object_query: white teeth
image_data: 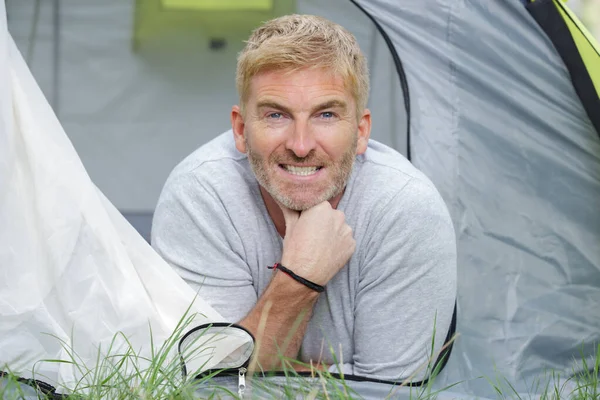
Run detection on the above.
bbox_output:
[283,165,319,176]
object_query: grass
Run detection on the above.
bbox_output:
[0,306,244,399]
[0,310,598,399]
[480,344,600,400]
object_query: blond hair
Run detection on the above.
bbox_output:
[236,14,370,116]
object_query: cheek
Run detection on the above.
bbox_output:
[246,132,281,158]
[248,121,291,149]
[316,124,358,157]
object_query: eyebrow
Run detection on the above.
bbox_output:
[311,100,348,114]
[255,99,349,115]
[256,101,293,116]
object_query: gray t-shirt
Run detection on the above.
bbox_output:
[151,131,457,381]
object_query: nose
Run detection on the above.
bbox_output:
[285,119,316,158]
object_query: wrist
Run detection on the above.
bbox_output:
[279,257,321,284]
[268,263,325,293]
[268,270,322,300]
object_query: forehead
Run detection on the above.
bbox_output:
[248,67,352,104]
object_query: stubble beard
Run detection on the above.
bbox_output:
[246,137,357,211]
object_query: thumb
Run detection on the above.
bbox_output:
[279,204,300,233]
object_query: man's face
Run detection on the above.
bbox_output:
[232,67,371,211]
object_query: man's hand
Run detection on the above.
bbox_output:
[239,201,355,371]
[280,201,356,286]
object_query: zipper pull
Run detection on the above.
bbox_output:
[238,367,247,398]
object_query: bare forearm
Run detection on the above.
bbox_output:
[239,272,320,371]
[239,201,354,371]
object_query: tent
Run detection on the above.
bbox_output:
[2,0,600,398]
[0,0,255,395]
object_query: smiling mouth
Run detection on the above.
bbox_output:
[280,164,323,176]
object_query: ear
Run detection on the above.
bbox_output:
[231,105,247,153]
[355,109,372,155]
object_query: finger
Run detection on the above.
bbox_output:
[279,204,300,231]
[333,209,347,228]
[343,224,353,238]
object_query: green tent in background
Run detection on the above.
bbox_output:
[528,0,600,133]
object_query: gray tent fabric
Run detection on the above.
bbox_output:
[351,0,600,397]
[184,3,600,397]
[3,0,600,398]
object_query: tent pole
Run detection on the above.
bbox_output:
[52,0,60,116]
[349,0,412,160]
[26,0,41,65]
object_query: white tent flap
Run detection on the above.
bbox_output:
[0,6,251,390]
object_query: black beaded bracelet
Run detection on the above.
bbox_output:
[267,263,325,293]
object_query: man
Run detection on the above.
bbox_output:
[152,14,457,382]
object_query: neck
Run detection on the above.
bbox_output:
[259,187,345,237]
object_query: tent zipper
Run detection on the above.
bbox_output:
[238,366,247,398]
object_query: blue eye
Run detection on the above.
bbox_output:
[321,112,334,119]
[267,112,283,119]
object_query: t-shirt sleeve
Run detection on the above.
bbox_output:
[151,170,257,323]
[351,178,457,382]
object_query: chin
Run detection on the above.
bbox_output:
[269,184,342,211]
[276,193,331,211]
[278,199,318,211]
[291,202,318,212]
